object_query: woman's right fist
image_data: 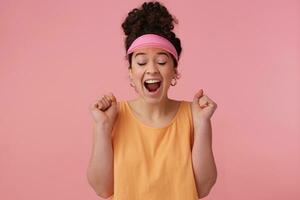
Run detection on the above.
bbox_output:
[89,92,119,130]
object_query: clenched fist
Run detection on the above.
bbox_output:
[89,92,119,131]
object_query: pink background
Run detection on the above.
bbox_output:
[1,0,299,199]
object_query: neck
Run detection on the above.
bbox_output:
[135,97,172,120]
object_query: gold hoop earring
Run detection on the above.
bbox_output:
[171,78,177,86]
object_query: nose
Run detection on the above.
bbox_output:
[145,62,159,74]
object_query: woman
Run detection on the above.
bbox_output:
[87,1,218,200]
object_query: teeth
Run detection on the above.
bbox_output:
[145,79,161,84]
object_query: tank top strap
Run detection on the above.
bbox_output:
[116,100,128,119]
[111,101,126,138]
[177,101,193,123]
[178,100,195,149]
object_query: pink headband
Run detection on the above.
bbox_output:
[126,34,179,62]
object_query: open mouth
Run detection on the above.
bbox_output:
[143,80,162,93]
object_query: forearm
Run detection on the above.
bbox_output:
[86,123,114,198]
[192,119,217,198]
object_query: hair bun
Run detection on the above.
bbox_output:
[122,1,178,37]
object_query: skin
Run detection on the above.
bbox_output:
[191,89,218,198]
[127,47,181,126]
[87,47,218,198]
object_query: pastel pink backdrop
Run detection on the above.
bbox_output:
[1,0,299,199]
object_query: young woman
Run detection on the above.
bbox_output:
[87,1,218,200]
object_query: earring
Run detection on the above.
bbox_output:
[130,82,135,88]
[130,81,139,93]
[171,78,177,86]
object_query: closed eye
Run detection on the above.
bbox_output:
[137,62,166,66]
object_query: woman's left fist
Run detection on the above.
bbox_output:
[191,89,217,123]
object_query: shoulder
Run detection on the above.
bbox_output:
[182,101,194,116]
[116,100,131,113]
[183,100,193,109]
[117,101,121,111]
[170,99,192,109]
[170,100,193,115]
[116,101,125,113]
[185,101,193,105]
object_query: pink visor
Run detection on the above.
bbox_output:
[126,34,179,62]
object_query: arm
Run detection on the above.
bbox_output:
[86,123,114,198]
[192,119,217,199]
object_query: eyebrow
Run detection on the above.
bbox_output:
[134,52,169,58]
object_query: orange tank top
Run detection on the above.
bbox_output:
[110,100,199,200]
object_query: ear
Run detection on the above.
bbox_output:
[174,68,178,76]
[129,68,133,79]
[173,68,181,79]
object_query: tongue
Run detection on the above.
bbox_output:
[146,83,160,92]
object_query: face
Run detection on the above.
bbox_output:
[129,47,178,103]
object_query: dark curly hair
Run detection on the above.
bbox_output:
[121,1,182,69]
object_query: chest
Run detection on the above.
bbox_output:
[137,114,176,128]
